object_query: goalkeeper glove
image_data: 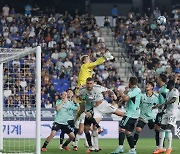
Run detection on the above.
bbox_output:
[103,51,114,61]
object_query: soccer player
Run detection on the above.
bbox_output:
[77,50,114,87]
[41,92,76,152]
[112,76,141,154]
[133,81,159,146]
[77,77,124,152]
[75,50,114,125]
[153,74,169,153]
[153,80,179,154]
[59,89,79,149]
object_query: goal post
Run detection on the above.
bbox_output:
[0,63,3,151]
[0,46,41,153]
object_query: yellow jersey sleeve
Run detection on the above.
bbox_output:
[85,57,105,68]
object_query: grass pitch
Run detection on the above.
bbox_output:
[2,138,180,153]
[43,138,180,154]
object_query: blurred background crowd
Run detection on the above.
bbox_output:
[1,2,179,108]
[114,6,180,90]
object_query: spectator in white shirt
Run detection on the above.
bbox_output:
[153,7,161,18]
[48,38,56,48]
[10,24,18,33]
[4,87,12,98]
[51,49,59,60]
[155,44,164,56]
[63,57,73,68]
[2,4,10,16]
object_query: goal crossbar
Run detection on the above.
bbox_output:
[0,47,36,63]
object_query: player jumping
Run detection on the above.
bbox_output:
[77,77,124,152]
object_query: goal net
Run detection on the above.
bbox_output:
[0,46,41,154]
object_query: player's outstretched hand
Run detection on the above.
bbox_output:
[103,50,114,61]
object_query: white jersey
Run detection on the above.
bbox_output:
[78,85,108,111]
[165,88,179,116]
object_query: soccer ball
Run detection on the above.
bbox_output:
[157,16,166,25]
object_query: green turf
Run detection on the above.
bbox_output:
[2,138,180,153]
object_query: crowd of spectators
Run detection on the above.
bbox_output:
[1,5,122,108]
[114,6,180,89]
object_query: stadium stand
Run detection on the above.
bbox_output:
[115,8,180,89]
[1,9,122,108]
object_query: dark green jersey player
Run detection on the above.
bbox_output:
[42,92,75,152]
[133,81,159,146]
[112,77,141,154]
[153,73,168,152]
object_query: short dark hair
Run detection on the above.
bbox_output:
[159,73,167,83]
[147,81,154,87]
[129,76,138,85]
[80,55,89,63]
[167,80,175,88]
[86,77,94,82]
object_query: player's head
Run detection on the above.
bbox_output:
[129,76,138,88]
[67,89,74,99]
[146,81,154,91]
[157,73,167,85]
[167,79,175,90]
[86,77,94,90]
[60,91,67,100]
[80,55,91,64]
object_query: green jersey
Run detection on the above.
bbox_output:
[126,87,141,118]
[68,101,79,121]
[140,93,159,122]
[54,99,77,125]
[158,85,169,112]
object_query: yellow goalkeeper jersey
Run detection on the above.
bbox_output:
[77,57,105,87]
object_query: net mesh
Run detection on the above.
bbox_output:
[1,48,37,153]
[0,48,35,63]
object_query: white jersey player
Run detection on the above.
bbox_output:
[154,80,179,154]
[75,77,124,152]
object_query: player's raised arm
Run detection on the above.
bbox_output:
[81,56,105,69]
[81,49,114,69]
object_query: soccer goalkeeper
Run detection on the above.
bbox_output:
[77,49,114,87]
[76,49,114,116]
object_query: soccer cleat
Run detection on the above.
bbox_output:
[86,146,95,153]
[95,148,102,152]
[59,144,63,150]
[153,148,165,154]
[62,145,70,151]
[127,148,137,154]
[41,148,47,152]
[111,146,124,153]
[166,148,172,154]
[73,146,78,151]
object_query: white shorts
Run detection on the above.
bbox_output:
[161,114,177,127]
[93,100,117,118]
[75,112,85,129]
